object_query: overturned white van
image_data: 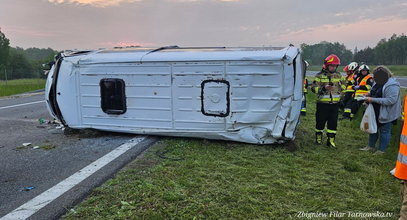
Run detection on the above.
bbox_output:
[45,46,305,144]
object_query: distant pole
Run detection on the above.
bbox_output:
[4,68,7,85]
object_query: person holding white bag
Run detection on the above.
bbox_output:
[360,66,401,153]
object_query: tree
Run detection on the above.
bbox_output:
[0,28,10,78]
[354,47,375,64]
[354,34,407,65]
[8,48,34,79]
[301,41,353,66]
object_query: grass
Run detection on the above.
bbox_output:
[63,91,406,219]
[0,78,46,97]
[308,65,407,76]
[39,144,57,150]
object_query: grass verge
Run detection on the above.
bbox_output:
[63,92,406,219]
[0,78,46,97]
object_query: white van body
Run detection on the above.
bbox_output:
[45,46,305,144]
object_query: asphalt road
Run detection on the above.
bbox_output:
[0,92,156,220]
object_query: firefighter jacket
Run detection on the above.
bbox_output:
[311,70,346,104]
[344,73,355,93]
[354,74,374,97]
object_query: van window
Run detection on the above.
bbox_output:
[201,79,230,117]
[100,78,127,114]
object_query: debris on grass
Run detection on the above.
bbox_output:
[39,144,56,150]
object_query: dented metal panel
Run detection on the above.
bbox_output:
[45,46,304,144]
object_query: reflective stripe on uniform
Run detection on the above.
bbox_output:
[319,98,341,102]
[315,129,324,132]
[401,134,407,146]
[327,129,337,134]
[344,108,351,113]
[398,152,407,165]
[355,90,370,96]
[315,78,330,83]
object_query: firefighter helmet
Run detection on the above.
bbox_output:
[359,64,370,72]
[324,54,341,65]
[323,54,340,69]
[348,62,358,71]
[343,65,349,72]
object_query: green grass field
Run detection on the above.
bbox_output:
[63,91,406,219]
[0,79,46,97]
[308,65,407,76]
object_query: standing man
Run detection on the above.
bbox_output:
[395,95,407,220]
[311,54,345,148]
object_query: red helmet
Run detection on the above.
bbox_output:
[324,54,341,66]
[343,65,349,72]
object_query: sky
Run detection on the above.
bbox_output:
[0,0,406,51]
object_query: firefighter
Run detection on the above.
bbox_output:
[395,95,407,219]
[301,78,309,116]
[311,54,346,148]
[342,62,358,119]
[351,64,374,117]
[301,60,310,116]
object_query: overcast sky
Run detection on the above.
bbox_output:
[0,0,406,51]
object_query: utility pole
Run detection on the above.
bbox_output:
[4,68,7,85]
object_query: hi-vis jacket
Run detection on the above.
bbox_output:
[395,95,407,180]
[354,74,374,97]
[344,73,355,93]
[311,70,346,103]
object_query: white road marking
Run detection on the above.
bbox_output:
[0,100,45,110]
[0,136,146,220]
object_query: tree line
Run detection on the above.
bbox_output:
[0,28,57,80]
[0,27,406,80]
[301,34,407,66]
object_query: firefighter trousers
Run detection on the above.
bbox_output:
[342,92,354,116]
[316,103,339,133]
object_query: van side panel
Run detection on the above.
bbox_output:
[172,62,226,131]
[45,46,303,144]
[79,63,173,129]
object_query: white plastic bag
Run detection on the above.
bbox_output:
[360,104,377,134]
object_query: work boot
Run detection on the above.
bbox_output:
[315,132,323,145]
[326,134,336,148]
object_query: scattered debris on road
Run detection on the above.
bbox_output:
[23,186,35,191]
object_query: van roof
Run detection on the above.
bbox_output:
[64,46,299,64]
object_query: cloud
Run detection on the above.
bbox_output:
[99,41,154,48]
[3,25,58,38]
[47,0,240,7]
[271,16,407,49]
[47,0,141,7]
